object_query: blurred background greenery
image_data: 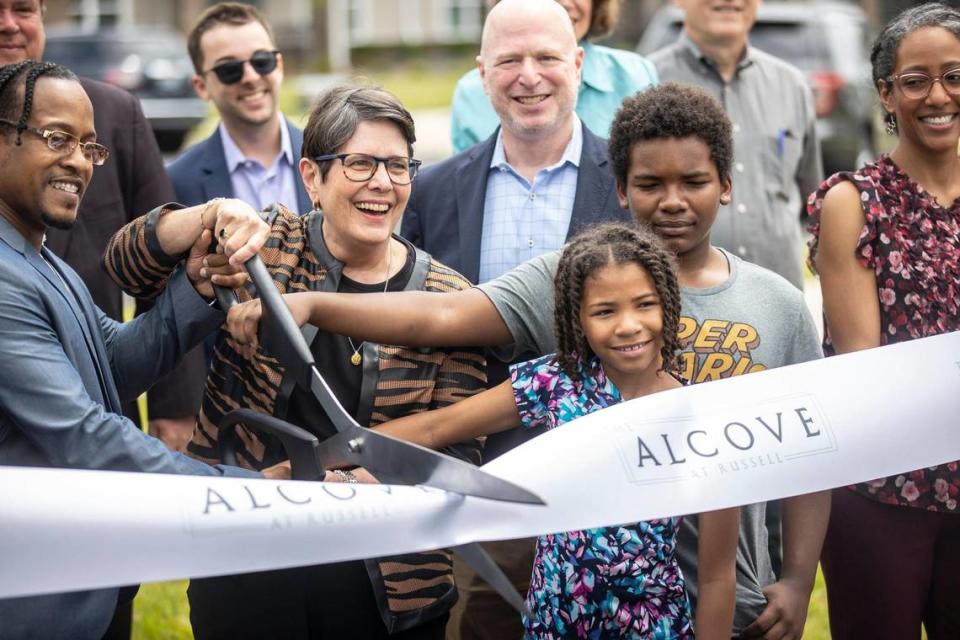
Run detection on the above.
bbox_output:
[134,569,834,639]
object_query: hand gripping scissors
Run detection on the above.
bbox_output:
[215,256,543,614]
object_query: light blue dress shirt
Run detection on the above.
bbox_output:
[451,40,658,153]
[478,116,583,283]
[219,115,300,211]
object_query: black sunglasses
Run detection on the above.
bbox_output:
[204,50,279,85]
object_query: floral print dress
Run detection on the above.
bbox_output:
[807,154,960,512]
[512,354,693,639]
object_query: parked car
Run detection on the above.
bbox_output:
[637,2,876,176]
[44,27,207,152]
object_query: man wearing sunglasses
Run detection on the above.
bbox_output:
[170,2,310,218]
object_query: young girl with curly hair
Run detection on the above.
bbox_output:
[376,222,738,639]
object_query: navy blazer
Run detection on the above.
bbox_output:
[167,118,312,214]
[401,122,630,283]
[0,216,254,639]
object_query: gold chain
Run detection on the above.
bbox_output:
[346,244,393,366]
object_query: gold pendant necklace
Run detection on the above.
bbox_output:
[349,348,363,366]
[346,245,393,366]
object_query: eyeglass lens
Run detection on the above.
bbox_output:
[212,50,278,85]
[897,68,960,99]
[341,154,417,184]
[45,130,109,165]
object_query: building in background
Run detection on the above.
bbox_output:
[40,1,902,74]
[42,0,487,71]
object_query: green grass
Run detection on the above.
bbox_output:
[132,581,191,639]
[351,64,472,111]
[805,569,831,640]
[133,570,835,639]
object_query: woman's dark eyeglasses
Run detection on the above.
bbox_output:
[888,66,960,100]
[204,50,280,86]
[313,153,422,185]
[0,119,110,165]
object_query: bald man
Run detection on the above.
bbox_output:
[398,2,630,637]
[401,0,629,288]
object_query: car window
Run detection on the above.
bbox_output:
[43,34,187,71]
[637,8,868,78]
[748,22,830,71]
[42,39,114,78]
[824,18,869,78]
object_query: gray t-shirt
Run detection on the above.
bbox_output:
[477,248,823,634]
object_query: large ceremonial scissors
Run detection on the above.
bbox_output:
[214,255,542,613]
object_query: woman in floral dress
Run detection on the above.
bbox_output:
[807,3,960,638]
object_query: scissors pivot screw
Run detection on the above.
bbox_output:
[346,438,364,454]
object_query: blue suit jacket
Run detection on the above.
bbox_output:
[0,216,253,639]
[401,122,631,284]
[167,118,312,214]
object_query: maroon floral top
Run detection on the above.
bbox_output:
[807,154,960,513]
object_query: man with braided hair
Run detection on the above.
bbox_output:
[1,6,202,635]
[0,7,189,640]
[0,60,280,640]
[0,0,206,459]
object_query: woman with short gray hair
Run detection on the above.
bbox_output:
[103,84,486,638]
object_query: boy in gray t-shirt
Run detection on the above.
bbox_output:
[480,85,827,638]
[227,84,828,639]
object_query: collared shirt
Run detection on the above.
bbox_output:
[219,115,299,211]
[649,33,823,289]
[477,116,583,283]
[450,41,658,153]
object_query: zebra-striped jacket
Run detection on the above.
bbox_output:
[104,203,487,632]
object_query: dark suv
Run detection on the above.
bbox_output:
[44,27,207,152]
[637,2,875,175]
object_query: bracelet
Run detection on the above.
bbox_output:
[200,197,226,233]
[331,469,359,484]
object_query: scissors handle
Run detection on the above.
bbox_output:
[212,257,314,384]
[219,408,324,481]
[244,258,316,369]
[213,284,239,312]
[208,232,241,312]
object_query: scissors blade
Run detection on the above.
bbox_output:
[244,255,544,504]
[316,423,545,505]
[451,543,531,617]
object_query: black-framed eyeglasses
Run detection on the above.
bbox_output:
[314,153,422,185]
[0,119,110,166]
[888,66,960,100]
[204,50,280,86]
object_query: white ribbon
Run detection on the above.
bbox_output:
[1,331,958,599]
